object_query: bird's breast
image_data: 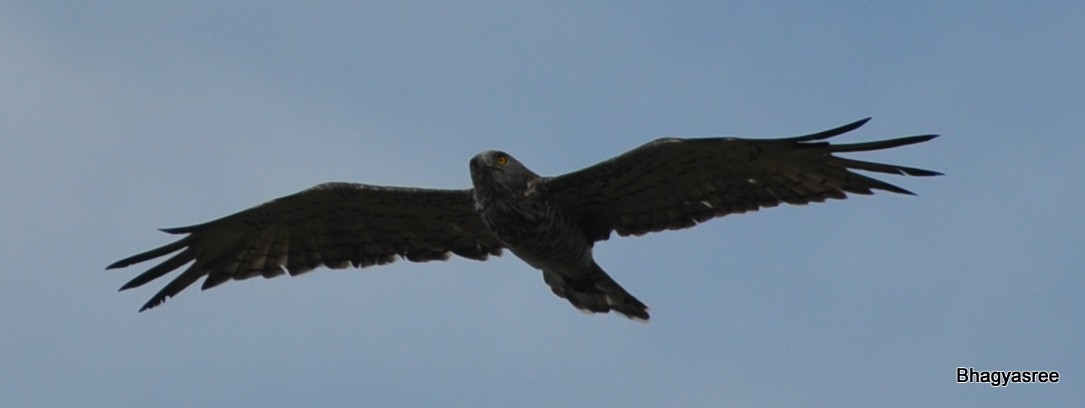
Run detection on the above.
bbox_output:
[477,196,593,270]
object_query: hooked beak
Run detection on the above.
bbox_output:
[470,156,498,172]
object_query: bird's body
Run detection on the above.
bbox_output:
[108,118,940,321]
[470,151,649,318]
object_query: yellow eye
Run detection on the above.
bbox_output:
[495,155,509,166]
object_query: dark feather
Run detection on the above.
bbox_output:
[109,183,502,311]
[543,118,940,241]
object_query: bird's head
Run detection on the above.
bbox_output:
[470,150,539,194]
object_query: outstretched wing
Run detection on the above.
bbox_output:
[544,118,941,242]
[108,182,502,311]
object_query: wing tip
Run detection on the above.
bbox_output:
[118,280,140,292]
[106,255,151,270]
[105,259,130,270]
[901,167,943,177]
[134,290,171,312]
[783,117,872,142]
[159,226,193,234]
[138,298,162,312]
[106,235,193,270]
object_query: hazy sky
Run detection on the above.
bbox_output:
[2,1,1082,407]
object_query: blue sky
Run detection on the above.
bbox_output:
[2,1,1082,407]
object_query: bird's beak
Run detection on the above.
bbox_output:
[469,157,491,179]
[470,157,482,169]
[470,157,496,171]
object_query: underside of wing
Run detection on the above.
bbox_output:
[107,183,502,311]
[544,118,941,241]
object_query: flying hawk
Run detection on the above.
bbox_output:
[108,118,939,321]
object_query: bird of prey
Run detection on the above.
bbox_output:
[108,118,939,321]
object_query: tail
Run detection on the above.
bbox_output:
[542,262,650,321]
